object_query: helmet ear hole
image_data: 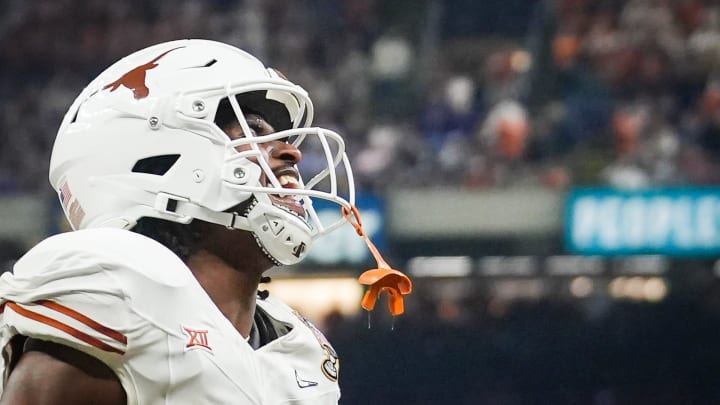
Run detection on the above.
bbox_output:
[131,154,181,176]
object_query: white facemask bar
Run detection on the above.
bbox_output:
[223,128,354,235]
[179,79,357,236]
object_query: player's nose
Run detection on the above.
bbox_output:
[268,141,302,165]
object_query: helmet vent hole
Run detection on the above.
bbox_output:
[204,59,217,67]
[132,154,181,175]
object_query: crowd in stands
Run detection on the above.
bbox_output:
[4,0,720,195]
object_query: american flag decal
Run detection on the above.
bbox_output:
[59,181,72,208]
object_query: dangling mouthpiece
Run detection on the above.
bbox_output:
[342,205,412,316]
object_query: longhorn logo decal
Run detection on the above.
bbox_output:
[103,46,184,99]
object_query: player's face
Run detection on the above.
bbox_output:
[224,114,305,218]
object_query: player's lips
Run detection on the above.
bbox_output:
[267,167,306,218]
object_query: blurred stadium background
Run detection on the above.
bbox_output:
[3,0,720,403]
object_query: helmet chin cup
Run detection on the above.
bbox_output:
[244,198,313,265]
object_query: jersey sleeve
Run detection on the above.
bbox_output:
[0,229,208,404]
[0,286,130,357]
[0,228,191,369]
[0,234,135,363]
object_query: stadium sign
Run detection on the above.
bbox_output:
[566,188,720,256]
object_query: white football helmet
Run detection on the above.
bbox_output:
[49,39,356,265]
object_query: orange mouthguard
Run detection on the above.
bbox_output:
[342,205,412,316]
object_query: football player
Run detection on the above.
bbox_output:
[0,39,388,404]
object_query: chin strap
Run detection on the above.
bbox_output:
[342,205,412,316]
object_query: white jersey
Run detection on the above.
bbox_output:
[0,228,340,404]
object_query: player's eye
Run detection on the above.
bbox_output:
[246,118,262,134]
[244,114,276,137]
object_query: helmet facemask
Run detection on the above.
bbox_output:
[199,85,355,265]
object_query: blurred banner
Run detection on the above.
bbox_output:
[388,186,562,238]
[566,188,720,256]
